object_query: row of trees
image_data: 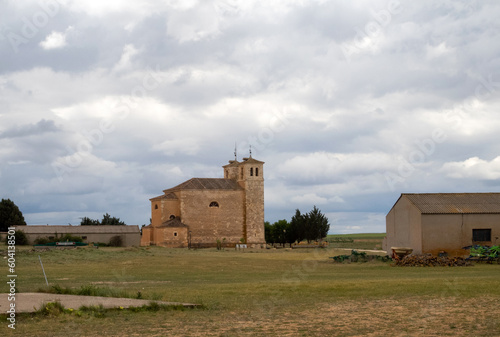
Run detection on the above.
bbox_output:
[265,206,330,246]
[80,213,126,226]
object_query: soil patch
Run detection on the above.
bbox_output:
[0,293,198,313]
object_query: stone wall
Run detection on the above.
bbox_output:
[180,189,245,246]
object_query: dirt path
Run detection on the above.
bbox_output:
[0,293,198,313]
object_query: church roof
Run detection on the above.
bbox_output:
[400,193,500,214]
[150,192,178,201]
[164,178,243,192]
[241,156,264,164]
[159,217,187,228]
[222,160,240,168]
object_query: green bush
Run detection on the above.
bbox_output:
[34,234,83,244]
[108,235,123,247]
[59,234,83,242]
[5,230,29,245]
[34,237,51,245]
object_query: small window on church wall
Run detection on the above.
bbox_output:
[173,232,178,237]
[209,201,219,208]
[250,167,253,176]
[225,170,228,178]
[155,204,158,209]
[256,167,259,176]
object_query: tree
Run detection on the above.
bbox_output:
[271,219,290,247]
[264,221,274,244]
[80,216,100,226]
[101,213,126,226]
[0,199,27,232]
[306,206,330,242]
[80,213,126,226]
[288,206,330,243]
[289,209,306,243]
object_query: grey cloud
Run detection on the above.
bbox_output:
[0,119,60,138]
[1,1,500,232]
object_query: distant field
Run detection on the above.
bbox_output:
[328,233,386,240]
[327,233,386,250]
[1,245,499,336]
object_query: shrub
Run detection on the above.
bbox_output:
[34,237,51,245]
[59,234,83,242]
[37,302,66,317]
[108,235,123,247]
[6,230,29,245]
[34,234,83,244]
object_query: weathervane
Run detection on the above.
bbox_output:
[234,142,237,161]
[249,145,252,157]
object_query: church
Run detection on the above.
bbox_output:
[141,155,266,248]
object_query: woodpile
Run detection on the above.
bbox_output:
[394,254,472,267]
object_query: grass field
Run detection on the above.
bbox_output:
[1,245,500,336]
[327,233,386,250]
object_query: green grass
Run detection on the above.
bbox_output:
[1,245,499,336]
[327,233,386,250]
[327,233,386,240]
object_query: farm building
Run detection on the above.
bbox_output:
[19,225,141,247]
[385,193,500,256]
[141,155,266,248]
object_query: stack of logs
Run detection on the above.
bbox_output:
[394,254,471,267]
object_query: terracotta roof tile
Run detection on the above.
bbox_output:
[164,178,242,192]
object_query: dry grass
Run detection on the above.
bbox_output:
[1,245,499,336]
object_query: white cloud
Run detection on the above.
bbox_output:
[277,151,395,184]
[39,26,74,50]
[152,138,200,156]
[166,3,222,42]
[113,44,140,72]
[290,193,328,205]
[40,31,67,50]
[441,156,500,180]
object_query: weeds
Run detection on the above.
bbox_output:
[26,301,199,319]
[39,284,133,299]
[36,301,68,317]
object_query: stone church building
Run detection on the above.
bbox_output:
[141,156,266,248]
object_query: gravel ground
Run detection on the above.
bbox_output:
[0,293,198,313]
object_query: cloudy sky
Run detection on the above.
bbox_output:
[1,0,500,234]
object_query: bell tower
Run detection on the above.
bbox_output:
[237,155,265,245]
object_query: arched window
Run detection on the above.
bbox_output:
[169,214,176,220]
[256,167,259,176]
[154,204,158,209]
[250,167,253,176]
[240,167,244,179]
[209,201,219,208]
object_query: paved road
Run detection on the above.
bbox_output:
[0,293,198,313]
